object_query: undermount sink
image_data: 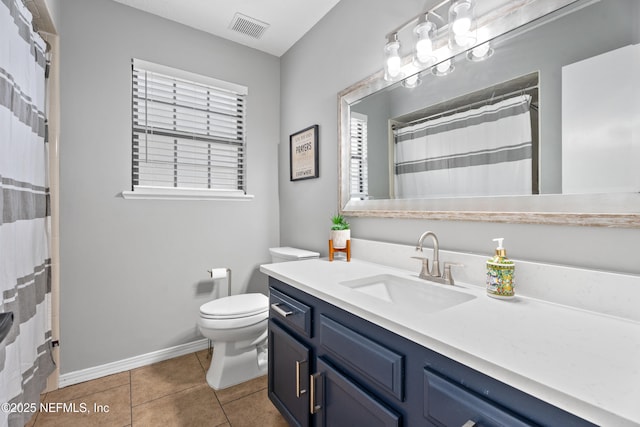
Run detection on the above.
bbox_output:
[339,274,476,313]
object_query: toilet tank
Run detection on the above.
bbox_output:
[269,247,320,263]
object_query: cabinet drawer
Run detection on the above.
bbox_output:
[269,287,312,337]
[320,315,404,401]
[423,368,536,427]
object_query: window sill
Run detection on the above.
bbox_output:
[121,186,254,201]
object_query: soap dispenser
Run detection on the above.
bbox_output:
[486,238,515,299]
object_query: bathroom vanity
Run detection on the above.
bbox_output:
[261,249,640,427]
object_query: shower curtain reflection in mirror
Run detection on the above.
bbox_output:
[392,95,536,199]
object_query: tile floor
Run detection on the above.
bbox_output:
[26,350,288,427]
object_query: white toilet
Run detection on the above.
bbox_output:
[198,247,319,390]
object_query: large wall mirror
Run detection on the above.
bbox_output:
[338,0,640,227]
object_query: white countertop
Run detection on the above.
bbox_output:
[261,258,640,427]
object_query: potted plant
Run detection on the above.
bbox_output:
[330,214,350,249]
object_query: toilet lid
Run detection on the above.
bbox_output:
[269,247,320,260]
[200,293,268,319]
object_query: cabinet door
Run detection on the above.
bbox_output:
[313,358,401,427]
[268,320,310,427]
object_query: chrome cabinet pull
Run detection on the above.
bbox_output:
[461,421,477,427]
[310,373,322,414]
[295,360,307,397]
[271,302,293,317]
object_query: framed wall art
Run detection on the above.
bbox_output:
[290,125,319,181]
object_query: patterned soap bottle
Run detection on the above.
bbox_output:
[486,238,515,299]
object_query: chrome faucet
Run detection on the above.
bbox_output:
[415,231,441,277]
[413,231,462,285]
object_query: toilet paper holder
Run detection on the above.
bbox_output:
[207,268,232,297]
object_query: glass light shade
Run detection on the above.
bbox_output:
[468,42,493,60]
[432,59,454,76]
[450,1,473,34]
[449,0,476,49]
[414,20,436,65]
[467,27,493,61]
[455,33,476,47]
[384,36,402,81]
[402,73,421,88]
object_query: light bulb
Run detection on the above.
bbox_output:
[384,34,402,80]
[455,33,474,47]
[471,42,491,58]
[451,2,472,34]
[432,48,454,76]
[414,20,436,65]
[466,27,492,61]
[387,55,401,77]
[437,60,452,73]
[403,74,421,88]
[416,38,433,57]
[449,1,476,49]
[452,16,471,35]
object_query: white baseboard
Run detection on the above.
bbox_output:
[58,338,209,388]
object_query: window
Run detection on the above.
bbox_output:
[123,59,252,200]
[349,112,368,199]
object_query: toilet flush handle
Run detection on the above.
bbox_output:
[271,303,293,317]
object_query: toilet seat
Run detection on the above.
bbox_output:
[200,293,268,319]
[198,310,267,331]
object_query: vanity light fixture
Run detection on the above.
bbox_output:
[413,15,437,66]
[448,0,476,49]
[382,0,475,82]
[384,33,403,81]
[382,0,532,83]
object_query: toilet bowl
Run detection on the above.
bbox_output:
[197,247,319,390]
[198,293,269,389]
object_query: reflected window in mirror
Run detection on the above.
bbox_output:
[350,112,369,200]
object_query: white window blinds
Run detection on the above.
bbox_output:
[349,113,368,199]
[131,59,248,194]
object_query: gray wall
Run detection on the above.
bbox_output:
[57,0,280,373]
[280,0,640,275]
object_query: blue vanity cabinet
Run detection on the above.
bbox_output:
[268,286,314,427]
[269,284,402,427]
[268,319,311,427]
[268,278,596,427]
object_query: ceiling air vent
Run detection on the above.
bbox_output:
[229,13,270,39]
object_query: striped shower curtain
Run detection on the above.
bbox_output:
[394,95,533,199]
[1,1,55,426]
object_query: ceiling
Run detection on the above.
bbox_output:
[111,0,342,57]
